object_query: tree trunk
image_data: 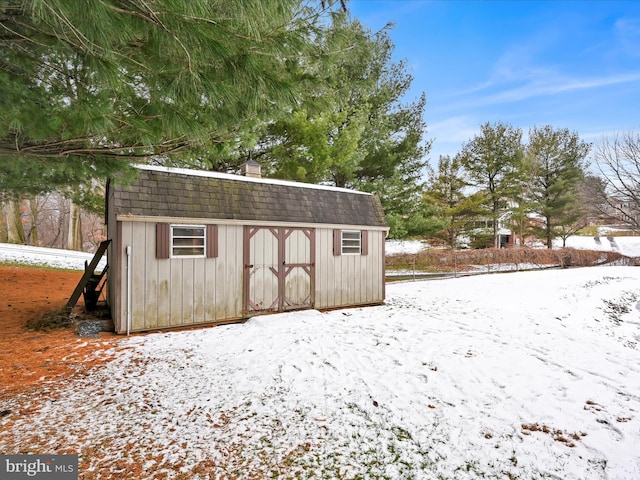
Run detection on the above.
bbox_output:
[67,200,82,251]
[0,201,7,243]
[492,198,500,248]
[6,199,26,244]
[546,222,553,249]
[26,194,39,246]
[518,216,524,247]
[333,172,347,189]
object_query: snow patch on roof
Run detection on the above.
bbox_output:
[134,164,372,196]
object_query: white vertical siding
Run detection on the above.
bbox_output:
[156,244,171,328]
[213,227,239,320]
[169,254,183,325]
[116,221,243,333]
[181,258,195,324]
[143,222,158,328]
[114,221,385,333]
[315,228,385,309]
[130,222,147,331]
[193,258,206,323]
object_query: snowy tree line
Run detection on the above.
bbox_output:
[414,124,640,249]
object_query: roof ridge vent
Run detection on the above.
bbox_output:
[240,158,261,178]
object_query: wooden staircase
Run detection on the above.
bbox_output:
[66,240,111,314]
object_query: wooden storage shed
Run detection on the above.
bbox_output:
[106,165,388,334]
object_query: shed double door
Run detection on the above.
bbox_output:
[243,227,315,314]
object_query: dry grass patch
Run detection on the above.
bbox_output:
[386,247,630,273]
[521,423,587,448]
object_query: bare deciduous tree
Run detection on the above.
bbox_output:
[593,130,640,231]
[0,192,104,252]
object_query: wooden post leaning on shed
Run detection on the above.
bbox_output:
[66,239,111,314]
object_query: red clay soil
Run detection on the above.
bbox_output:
[0,264,118,400]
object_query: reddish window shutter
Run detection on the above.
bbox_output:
[206,224,218,258]
[156,223,170,259]
[361,230,368,256]
[333,229,342,256]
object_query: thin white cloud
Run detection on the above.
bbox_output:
[455,71,640,109]
[614,17,640,57]
[578,127,640,146]
[454,80,497,97]
[426,116,482,163]
[449,17,640,107]
[615,17,640,35]
[453,28,561,98]
[429,116,480,144]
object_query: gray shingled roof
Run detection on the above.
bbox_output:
[110,168,387,227]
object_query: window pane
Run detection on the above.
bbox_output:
[341,230,361,254]
[343,239,360,247]
[173,237,205,247]
[173,246,205,256]
[173,227,205,237]
[342,231,360,240]
[171,225,206,257]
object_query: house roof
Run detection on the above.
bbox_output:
[110,165,388,228]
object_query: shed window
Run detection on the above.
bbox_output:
[333,229,369,256]
[341,230,362,255]
[171,225,206,257]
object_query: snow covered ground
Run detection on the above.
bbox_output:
[386,239,429,255]
[555,235,640,258]
[385,236,640,258]
[0,242,106,270]
[1,244,640,479]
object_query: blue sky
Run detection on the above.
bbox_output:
[348,0,640,167]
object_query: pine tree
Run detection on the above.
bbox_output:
[508,154,539,247]
[424,155,483,248]
[254,13,429,230]
[458,122,524,248]
[526,126,590,248]
[0,0,340,195]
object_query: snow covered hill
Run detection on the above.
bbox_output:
[1,243,639,479]
[0,242,105,270]
[386,236,640,258]
[556,235,640,257]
